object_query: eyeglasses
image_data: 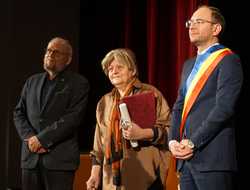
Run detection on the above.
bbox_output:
[185,19,216,28]
[45,48,69,56]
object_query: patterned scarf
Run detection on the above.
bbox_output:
[105,78,137,186]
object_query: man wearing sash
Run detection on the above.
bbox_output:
[168,5,243,190]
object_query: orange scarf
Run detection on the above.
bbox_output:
[105,78,136,186]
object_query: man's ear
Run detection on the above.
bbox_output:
[213,23,222,36]
[66,56,72,65]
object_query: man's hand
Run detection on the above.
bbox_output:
[169,140,193,160]
[37,147,48,154]
[25,136,42,153]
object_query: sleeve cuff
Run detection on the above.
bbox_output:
[91,156,101,166]
[152,127,159,142]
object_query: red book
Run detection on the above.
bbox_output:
[120,91,156,128]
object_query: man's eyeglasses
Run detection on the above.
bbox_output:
[185,19,216,28]
[45,48,69,56]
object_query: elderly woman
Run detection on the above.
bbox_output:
[86,48,171,190]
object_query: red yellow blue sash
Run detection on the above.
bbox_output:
[179,48,233,138]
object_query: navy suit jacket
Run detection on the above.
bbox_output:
[14,70,89,170]
[169,51,243,172]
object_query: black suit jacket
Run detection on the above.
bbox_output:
[169,52,243,172]
[14,70,89,170]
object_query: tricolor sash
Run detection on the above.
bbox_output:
[179,48,233,138]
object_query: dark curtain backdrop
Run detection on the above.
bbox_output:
[0,0,80,189]
[0,0,248,189]
[122,0,208,106]
[125,0,209,106]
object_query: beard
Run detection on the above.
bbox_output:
[44,60,56,72]
[43,60,68,76]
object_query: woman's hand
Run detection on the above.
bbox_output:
[86,165,101,190]
[122,122,154,140]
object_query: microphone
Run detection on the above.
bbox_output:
[119,103,138,148]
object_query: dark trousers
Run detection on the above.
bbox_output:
[22,158,75,190]
[179,161,235,190]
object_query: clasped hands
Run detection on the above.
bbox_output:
[24,136,48,154]
[169,139,194,160]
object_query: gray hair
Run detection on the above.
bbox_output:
[101,48,138,77]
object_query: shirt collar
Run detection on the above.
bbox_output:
[198,43,220,55]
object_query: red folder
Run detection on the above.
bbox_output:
[120,91,156,129]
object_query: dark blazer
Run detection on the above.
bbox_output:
[14,70,89,170]
[169,52,243,172]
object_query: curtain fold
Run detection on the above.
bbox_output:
[123,0,208,106]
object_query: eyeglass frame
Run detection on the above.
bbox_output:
[185,19,217,28]
[45,48,69,57]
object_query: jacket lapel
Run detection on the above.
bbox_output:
[37,73,47,113]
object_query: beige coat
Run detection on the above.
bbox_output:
[90,80,171,190]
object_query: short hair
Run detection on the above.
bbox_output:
[199,5,226,36]
[101,48,138,77]
[49,37,73,57]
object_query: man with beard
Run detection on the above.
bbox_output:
[14,37,89,190]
